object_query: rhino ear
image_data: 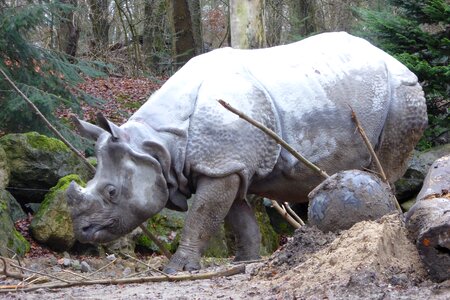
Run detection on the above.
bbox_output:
[71,116,105,141]
[143,140,188,212]
[96,113,124,141]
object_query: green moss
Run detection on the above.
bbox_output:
[25,132,68,152]
[34,174,85,220]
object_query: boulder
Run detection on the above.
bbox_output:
[1,189,26,222]
[0,146,9,189]
[308,170,397,232]
[29,174,85,251]
[395,143,450,202]
[0,189,30,257]
[0,132,93,204]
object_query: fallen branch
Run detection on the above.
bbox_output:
[270,200,301,229]
[348,106,402,213]
[0,257,24,280]
[0,264,246,293]
[139,224,172,259]
[122,253,169,277]
[284,202,305,226]
[0,68,171,260]
[0,68,95,175]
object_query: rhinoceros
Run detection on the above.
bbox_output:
[66,32,427,273]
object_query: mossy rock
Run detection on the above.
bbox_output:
[1,189,26,222]
[0,146,9,189]
[137,209,185,254]
[0,132,93,203]
[29,174,85,251]
[0,189,30,257]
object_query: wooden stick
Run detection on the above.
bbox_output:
[349,106,402,213]
[270,200,301,229]
[9,262,71,284]
[218,99,329,179]
[0,68,96,175]
[0,68,172,260]
[139,224,172,259]
[122,253,169,277]
[284,202,305,226]
[0,264,246,293]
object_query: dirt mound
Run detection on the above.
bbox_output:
[254,213,449,299]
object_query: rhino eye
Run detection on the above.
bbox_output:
[104,185,117,201]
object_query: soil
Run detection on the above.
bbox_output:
[1,214,449,299]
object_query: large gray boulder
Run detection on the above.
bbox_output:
[0,146,9,189]
[29,174,84,251]
[1,189,27,222]
[395,143,450,202]
[0,189,29,257]
[0,132,93,204]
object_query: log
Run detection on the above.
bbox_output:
[405,154,450,282]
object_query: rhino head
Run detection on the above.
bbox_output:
[66,113,169,244]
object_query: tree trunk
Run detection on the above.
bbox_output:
[143,0,171,74]
[265,0,285,46]
[288,0,318,38]
[58,0,80,58]
[88,0,110,56]
[405,154,450,282]
[230,0,266,49]
[166,0,196,68]
[188,0,203,55]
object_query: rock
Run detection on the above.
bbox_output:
[0,146,10,189]
[29,174,86,251]
[0,190,30,257]
[101,227,142,256]
[308,170,397,232]
[71,259,81,270]
[106,254,116,261]
[81,261,92,273]
[1,189,26,222]
[396,143,450,201]
[0,132,93,204]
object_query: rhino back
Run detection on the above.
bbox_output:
[184,32,425,202]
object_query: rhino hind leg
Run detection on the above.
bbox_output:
[163,174,240,274]
[225,198,261,262]
[376,82,428,182]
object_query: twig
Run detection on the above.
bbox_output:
[270,200,301,229]
[139,224,172,259]
[218,99,329,179]
[0,68,172,262]
[122,253,169,278]
[86,257,118,278]
[0,264,246,293]
[9,262,71,284]
[349,106,402,213]
[0,257,24,280]
[0,68,96,175]
[61,269,91,281]
[284,202,305,226]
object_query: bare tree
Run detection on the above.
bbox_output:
[230,0,266,49]
[88,0,110,56]
[166,0,196,67]
[57,0,80,58]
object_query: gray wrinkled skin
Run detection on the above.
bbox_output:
[66,32,427,273]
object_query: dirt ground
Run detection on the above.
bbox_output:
[1,214,449,299]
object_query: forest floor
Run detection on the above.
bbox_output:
[2,214,449,299]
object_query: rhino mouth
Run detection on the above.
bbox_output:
[77,219,118,243]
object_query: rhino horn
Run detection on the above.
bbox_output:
[96,112,125,141]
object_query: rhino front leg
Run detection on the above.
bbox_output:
[225,199,261,261]
[163,174,240,274]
